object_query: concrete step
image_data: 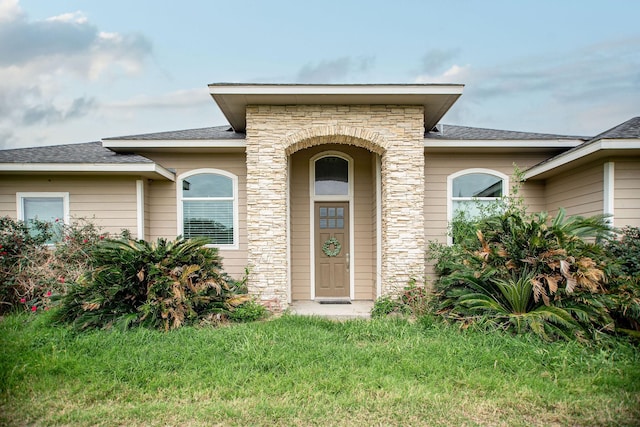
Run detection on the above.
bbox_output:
[288,300,373,320]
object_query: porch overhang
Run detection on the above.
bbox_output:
[208,83,464,133]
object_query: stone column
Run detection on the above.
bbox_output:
[380,138,426,294]
[245,106,289,310]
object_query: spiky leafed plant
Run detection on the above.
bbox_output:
[55,237,248,330]
[434,205,615,341]
[444,268,600,341]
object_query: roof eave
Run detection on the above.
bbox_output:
[102,139,247,152]
[524,138,640,179]
[208,83,464,132]
[0,163,175,181]
[424,139,583,152]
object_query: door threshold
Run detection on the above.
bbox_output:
[318,299,352,305]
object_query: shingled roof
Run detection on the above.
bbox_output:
[106,123,585,142]
[524,116,640,179]
[103,126,245,140]
[425,124,587,140]
[587,116,640,142]
[0,141,153,164]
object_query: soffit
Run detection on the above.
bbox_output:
[208,84,464,132]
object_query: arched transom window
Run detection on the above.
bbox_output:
[314,156,349,196]
[178,169,238,247]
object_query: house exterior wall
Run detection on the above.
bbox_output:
[0,175,138,235]
[614,159,640,228]
[245,104,425,309]
[544,161,604,219]
[423,152,552,246]
[138,152,248,278]
[289,144,376,301]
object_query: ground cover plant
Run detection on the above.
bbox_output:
[1,312,638,426]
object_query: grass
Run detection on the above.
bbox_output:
[1,312,639,426]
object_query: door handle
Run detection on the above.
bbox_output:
[346,252,350,271]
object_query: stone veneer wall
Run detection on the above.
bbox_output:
[245,104,425,309]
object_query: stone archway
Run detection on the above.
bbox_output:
[245,104,426,310]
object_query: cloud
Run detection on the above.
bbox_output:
[21,96,96,125]
[105,88,211,110]
[296,56,375,83]
[415,64,471,84]
[416,37,640,135]
[420,48,460,74]
[0,0,152,147]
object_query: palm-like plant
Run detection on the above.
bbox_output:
[55,237,248,330]
[434,206,615,341]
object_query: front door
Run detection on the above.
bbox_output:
[315,202,349,298]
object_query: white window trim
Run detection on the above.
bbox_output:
[136,180,145,240]
[176,168,239,250]
[446,169,509,245]
[16,192,70,224]
[603,162,615,226]
[309,151,355,300]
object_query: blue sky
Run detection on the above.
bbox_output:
[1,0,639,149]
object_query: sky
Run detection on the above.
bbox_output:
[1,0,639,149]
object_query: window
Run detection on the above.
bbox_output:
[16,192,69,243]
[447,169,508,243]
[315,156,349,196]
[178,169,238,248]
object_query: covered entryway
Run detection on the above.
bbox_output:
[207,84,461,309]
[289,144,379,302]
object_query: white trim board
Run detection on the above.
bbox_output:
[0,163,175,181]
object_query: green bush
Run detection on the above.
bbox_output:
[228,300,268,322]
[54,236,257,331]
[604,227,640,334]
[432,203,616,341]
[371,296,406,318]
[371,279,431,318]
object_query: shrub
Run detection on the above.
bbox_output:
[371,279,431,319]
[54,236,257,330]
[371,296,407,318]
[0,216,52,313]
[228,300,268,322]
[604,227,640,334]
[432,203,616,341]
[0,216,108,315]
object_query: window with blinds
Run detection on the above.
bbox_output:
[180,172,235,245]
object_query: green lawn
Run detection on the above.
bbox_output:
[1,313,639,426]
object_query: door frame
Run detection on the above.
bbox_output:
[309,151,355,300]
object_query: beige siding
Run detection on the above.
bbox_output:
[140,152,247,279]
[289,144,376,301]
[0,175,138,235]
[614,159,640,228]
[545,161,603,219]
[423,152,551,246]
